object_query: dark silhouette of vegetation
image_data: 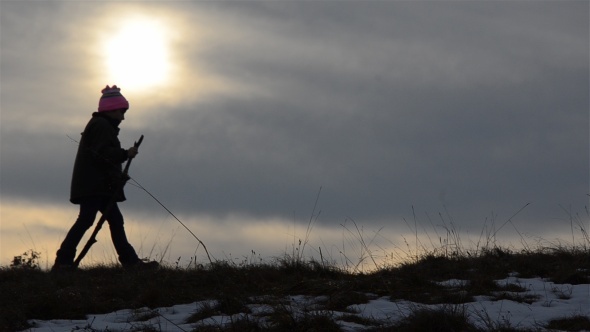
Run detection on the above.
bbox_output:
[1,245,588,331]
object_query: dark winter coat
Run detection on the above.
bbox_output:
[70,112,129,204]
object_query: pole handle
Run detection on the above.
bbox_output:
[123,135,143,175]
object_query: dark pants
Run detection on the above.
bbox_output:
[56,196,139,266]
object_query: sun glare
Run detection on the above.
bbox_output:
[104,18,170,91]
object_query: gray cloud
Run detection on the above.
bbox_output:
[1,1,588,243]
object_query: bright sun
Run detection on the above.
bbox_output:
[104,18,170,91]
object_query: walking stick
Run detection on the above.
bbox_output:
[73,135,144,268]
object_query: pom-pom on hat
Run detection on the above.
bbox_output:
[98,85,129,112]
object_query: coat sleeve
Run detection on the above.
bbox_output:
[86,118,128,167]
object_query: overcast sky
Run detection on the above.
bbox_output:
[1,1,588,267]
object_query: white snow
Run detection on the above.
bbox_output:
[23,276,590,332]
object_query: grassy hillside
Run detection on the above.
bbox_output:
[1,245,589,332]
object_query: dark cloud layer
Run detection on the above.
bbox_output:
[1,1,588,238]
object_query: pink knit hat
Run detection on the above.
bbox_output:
[98,85,129,112]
